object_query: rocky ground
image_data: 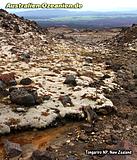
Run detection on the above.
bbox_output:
[0,9,137,160]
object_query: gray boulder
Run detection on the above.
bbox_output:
[32,150,56,160]
[64,75,77,86]
[4,140,22,158]
[10,88,37,106]
[20,78,32,85]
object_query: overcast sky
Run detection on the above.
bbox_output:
[1,0,137,12]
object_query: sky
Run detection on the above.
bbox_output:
[1,0,137,12]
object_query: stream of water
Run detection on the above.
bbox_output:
[0,122,80,159]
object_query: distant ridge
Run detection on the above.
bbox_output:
[15,9,137,18]
[15,9,137,29]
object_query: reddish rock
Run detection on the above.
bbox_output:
[0,72,16,85]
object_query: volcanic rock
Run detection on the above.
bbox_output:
[20,78,32,85]
[4,140,22,158]
[10,88,37,106]
[59,95,73,107]
[82,106,98,123]
[95,105,116,115]
[8,80,17,86]
[64,75,77,86]
[19,53,31,62]
[80,123,94,133]
[105,134,119,145]
[0,88,9,97]
[0,80,6,89]
[32,150,56,160]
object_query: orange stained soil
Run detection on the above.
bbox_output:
[0,122,80,159]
